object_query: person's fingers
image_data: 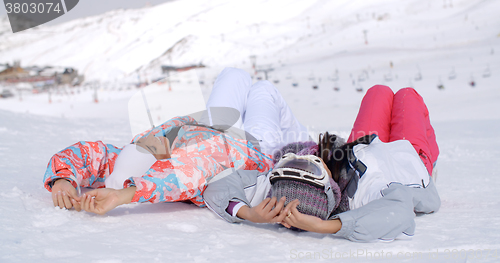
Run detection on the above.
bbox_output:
[282,200,300,225]
[90,196,104,215]
[289,200,301,214]
[56,191,65,209]
[272,213,286,224]
[86,195,94,211]
[85,195,94,213]
[52,191,58,207]
[282,207,289,215]
[71,199,82,212]
[288,200,303,225]
[271,203,288,223]
[275,197,286,211]
[283,199,298,212]
[85,189,99,197]
[285,208,294,221]
[81,193,100,215]
[90,195,96,213]
[72,194,81,203]
[288,199,300,208]
[283,216,294,227]
[264,197,277,213]
[269,197,286,218]
[82,194,91,212]
[62,192,73,209]
[68,187,81,202]
[258,197,271,209]
[81,194,87,211]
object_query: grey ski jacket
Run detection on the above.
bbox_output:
[203,169,440,242]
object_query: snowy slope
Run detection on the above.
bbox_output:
[0,0,498,82]
[1,0,500,262]
[1,89,499,263]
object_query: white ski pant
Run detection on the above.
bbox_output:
[204,67,310,156]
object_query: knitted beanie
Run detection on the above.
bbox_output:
[269,148,342,220]
[271,177,341,220]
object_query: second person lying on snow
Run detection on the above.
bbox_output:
[203,84,441,242]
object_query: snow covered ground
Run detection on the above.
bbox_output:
[1,79,500,263]
[1,0,500,262]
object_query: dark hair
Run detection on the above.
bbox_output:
[317,132,375,183]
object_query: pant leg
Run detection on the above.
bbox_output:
[203,67,252,130]
[389,88,439,175]
[348,85,394,143]
[244,80,309,156]
[43,141,122,192]
[105,144,158,189]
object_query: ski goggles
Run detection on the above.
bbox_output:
[269,153,331,189]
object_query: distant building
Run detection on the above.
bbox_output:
[0,61,84,86]
[161,64,205,74]
[0,61,29,82]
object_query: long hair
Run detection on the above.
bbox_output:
[317,132,374,183]
[317,132,375,215]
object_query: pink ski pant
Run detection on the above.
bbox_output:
[347,85,439,175]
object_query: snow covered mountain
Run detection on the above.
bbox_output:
[0,0,498,83]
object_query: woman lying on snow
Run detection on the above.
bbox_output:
[43,67,309,214]
[202,84,441,242]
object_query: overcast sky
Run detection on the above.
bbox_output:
[1,0,176,26]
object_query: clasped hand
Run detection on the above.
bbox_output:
[51,179,81,211]
[51,179,136,215]
[80,187,136,215]
[237,197,320,228]
[238,197,340,234]
[237,196,287,223]
[280,199,329,233]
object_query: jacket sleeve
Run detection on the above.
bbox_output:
[203,169,263,223]
[43,141,122,191]
[130,115,198,143]
[331,180,440,242]
[123,153,226,205]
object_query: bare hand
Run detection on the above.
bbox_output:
[237,197,287,223]
[81,187,136,215]
[281,199,341,233]
[51,179,81,211]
